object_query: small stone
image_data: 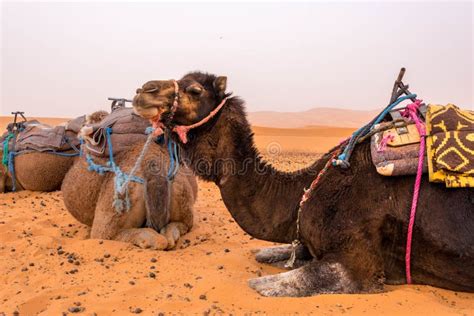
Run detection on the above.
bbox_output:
[57,249,65,255]
[148,272,156,278]
[199,294,207,300]
[103,253,111,258]
[129,280,135,285]
[150,258,157,263]
[29,262,35,267]
[68,306,84,313]
[130,307,143,314]
[224,248,230,253]
[21,267,28,272]
[217,265,224,270]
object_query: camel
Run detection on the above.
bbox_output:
[61,125,197,250]
[0,111,108,193]
[132,72,474,297]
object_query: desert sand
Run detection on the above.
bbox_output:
[0,116,473,315]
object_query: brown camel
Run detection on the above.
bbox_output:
[0,111,108,193]
[61,132,197,250]
[132,72,474,297]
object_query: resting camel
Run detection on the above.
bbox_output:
[132,72,474,297]
[61,129,197,250]
[0,111,108,193]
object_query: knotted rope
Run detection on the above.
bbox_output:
[286,149,341,268]
[86,127,146,213]
[334,94,417,168]
[86,126,180,213]
[2,133,14,167]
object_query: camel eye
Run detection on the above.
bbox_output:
[186,85,203,95]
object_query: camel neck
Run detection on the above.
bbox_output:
[181,97,331,243]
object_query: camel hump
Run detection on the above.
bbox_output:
[143,172,170,232]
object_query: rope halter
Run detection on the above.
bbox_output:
[149,80,229,144]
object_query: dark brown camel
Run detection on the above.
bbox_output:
[132,72,474,297]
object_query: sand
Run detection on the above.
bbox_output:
[0,116,473,315]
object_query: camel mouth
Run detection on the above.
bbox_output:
[132,94,171,121]
[132,106,161,120]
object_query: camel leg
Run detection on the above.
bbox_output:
[114,228,168,250]
[90,183,169,250]
[160,222,189,250]
[253,244,311,269]
[0,173,6,193]
[248,259,358,297]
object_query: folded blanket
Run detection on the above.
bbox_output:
[371,122,427,176]
[426,104,474,188]
[80,108,150,157]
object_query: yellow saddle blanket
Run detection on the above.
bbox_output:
[426,104,474,188]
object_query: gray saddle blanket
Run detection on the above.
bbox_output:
[1,116,85,153]
[81,108,150,157]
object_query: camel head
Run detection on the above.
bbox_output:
[133,72,228,128]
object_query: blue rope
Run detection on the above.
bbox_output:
[8,151,17,191]
[85,127,145,213]
[167,138,180,180]
[85,127,181,213]
[79,137,84,157]
[45,151,80,157]
[335,94,417,168]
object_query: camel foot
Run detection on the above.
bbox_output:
[248,261,356,297]
[160,222,189,250]
[254,244,311,269]
[114,228,168,250]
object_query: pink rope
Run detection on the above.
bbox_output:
[377,133,395,152]
[173,97,228,144]
[401,99,425,284]
[148,80,228,142]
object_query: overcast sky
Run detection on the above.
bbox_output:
[1,1,473,117]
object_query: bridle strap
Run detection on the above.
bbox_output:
[173,96,228,144]
[150,80,228,143]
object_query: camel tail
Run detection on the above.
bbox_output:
[143,173,170,232]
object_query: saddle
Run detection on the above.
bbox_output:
[371,104,474,188]
[1,115,85,154]
[80,107,151,157]
[370,120,428,177]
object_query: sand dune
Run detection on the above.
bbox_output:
[0,116,473,315]
[248,107,380,128]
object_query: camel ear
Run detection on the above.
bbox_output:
[213,76,227,97]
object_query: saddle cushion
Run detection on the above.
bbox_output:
[2,116,85,153]
[81,108,150,157]
[371,122,428,177]
[426,104,474,188]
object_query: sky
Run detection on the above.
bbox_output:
[1,1,473,118]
